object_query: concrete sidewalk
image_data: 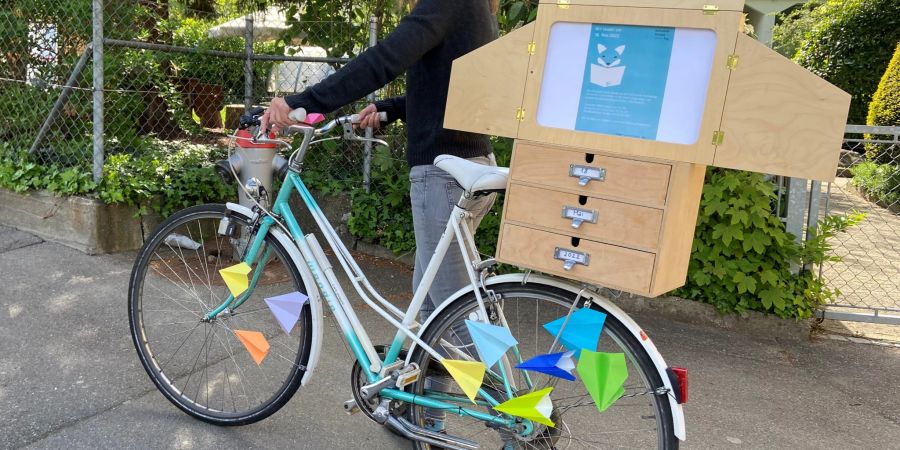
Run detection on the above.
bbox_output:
[1,225,898,449]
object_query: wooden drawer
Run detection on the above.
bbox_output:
[511,142,672,207]
[504,183,664,251]
[497,224,655,294]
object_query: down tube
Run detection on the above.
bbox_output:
[276,173,377,382]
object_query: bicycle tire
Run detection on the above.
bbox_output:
[129,204,313,425]
[407,281,678,449]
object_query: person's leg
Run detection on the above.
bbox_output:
[410,155,497,431]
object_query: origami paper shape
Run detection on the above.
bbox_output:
[265,291,309,335]
[465,320,518,368]
[515,351,577,381]
[542,308,607,355]
[234,329,270,365]
[441,359,486,404]
[219,262,252,297]
[493,387,555,427]
[576,350,628,412]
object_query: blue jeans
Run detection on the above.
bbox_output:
[409,154,497,323]
[410,154,496,423]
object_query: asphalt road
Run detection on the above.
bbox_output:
[1,226,898,449]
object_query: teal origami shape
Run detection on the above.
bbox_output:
[465,320,518,367]
[542,308,607,354]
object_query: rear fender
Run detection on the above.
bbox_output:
[405,272,686,441]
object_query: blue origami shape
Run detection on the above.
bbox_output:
[265,291,309,335]
[465,320,518,368]
[515,351,577,381]
[542,308,607,355]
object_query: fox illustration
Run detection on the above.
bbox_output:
[596,44,626,68]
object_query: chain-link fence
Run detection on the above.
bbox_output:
[1,0,412,246]
[818,125,900,324]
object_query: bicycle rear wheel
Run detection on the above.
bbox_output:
[129,204,313,425]
[408,282,678,449]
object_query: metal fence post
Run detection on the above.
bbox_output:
[29,46,93,155]
[363,15,378,193]
[91,0,104,184]
[244,16,254,111]
[784,177,809,273]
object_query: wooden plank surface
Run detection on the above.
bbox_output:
[714,33,851,182]
[497,224,656,294]
[649,162,706,295]
[537,0,745,10]
[510,142,672,207]
[443,22,535,138]
[504,183,664,251]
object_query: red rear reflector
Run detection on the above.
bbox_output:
[671,367,688,404]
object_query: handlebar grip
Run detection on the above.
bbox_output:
[287,108,307,123]
[349,112,388,124]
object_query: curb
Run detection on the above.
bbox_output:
[610,293,813,342]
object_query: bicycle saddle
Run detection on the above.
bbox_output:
[433,154,509,194]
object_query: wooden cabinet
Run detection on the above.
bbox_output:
[496,141,706,297]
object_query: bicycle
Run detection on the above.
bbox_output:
[129,107,687,449]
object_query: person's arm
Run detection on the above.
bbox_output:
[286,1,455,113]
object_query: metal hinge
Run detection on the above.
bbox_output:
[527,41,536,55]
[702,4,719,15]
[515,107,526,122]
[557,0,571,9]
[712,130,725,145]
[726,54,739,70]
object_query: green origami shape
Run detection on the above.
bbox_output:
[493,387,556,427]
[576,350,628,412]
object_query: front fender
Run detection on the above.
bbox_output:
[225,203,324,386]
[405,272,686,441]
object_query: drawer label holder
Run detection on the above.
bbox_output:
[554,247,591,271]
[561,205,599,229]
[569,164,607,186]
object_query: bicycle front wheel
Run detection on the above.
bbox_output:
[129,204,313,425]
[408,282,678,449]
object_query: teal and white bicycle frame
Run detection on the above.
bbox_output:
[206,124,686,440]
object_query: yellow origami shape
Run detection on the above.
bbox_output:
[219,262,252,297]
[493,387,555,427]
[234,329,270,365]
[442,359,486,404]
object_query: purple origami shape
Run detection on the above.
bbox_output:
[265,291,308,335]
[516,351,577,381]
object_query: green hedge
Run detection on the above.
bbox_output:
[865,42,900,163]
[793,0,900,124]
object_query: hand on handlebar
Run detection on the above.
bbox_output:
[356,103,382,129]
[259,97,294,134]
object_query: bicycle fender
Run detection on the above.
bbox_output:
[406,272,686,441]
[225,203,324,386]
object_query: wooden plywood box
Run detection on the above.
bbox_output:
[496,141,705,297]
[444,0,849,296]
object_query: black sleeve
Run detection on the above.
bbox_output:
[284,0,456,113]
[374,96,407,123]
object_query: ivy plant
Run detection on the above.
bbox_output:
[672,168,863,319]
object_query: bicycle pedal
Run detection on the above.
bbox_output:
[379,359,405,378]
[395,363,421,389]
[343,398,361,415]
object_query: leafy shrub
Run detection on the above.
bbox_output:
[672,168,863,319]
[865,42,900,163]
[850,160,900,207]
[771,0,825,58]
[793,0,900,124]
[99,138,233,217]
